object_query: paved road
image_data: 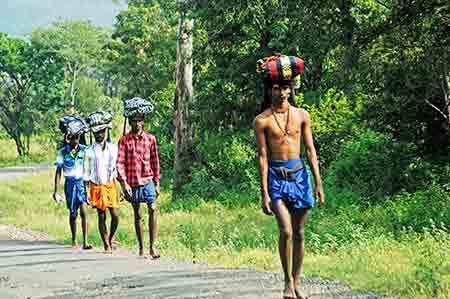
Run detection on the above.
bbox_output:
[0,166,387,299]
[0,163,52,181]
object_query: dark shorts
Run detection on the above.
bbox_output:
[64,177,88,217]
[131,181,156,204]
[268,159,314,210]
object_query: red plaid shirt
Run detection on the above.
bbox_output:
[116,131,160,187]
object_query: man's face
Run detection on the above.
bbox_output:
[271,83,291,103]
[129,114,145,133]
[93,128,106,143]
[67,134,80,147]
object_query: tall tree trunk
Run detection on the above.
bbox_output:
[173,10,194,200]
[69,67,78,114]
[12,131,25,157]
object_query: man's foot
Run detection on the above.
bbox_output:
[82,244,93,250]
[71,241,78,249]
[148,249,160,260]
[138,248,145,257]
[283,283,297,299]
[104,245,112,254]
[294,288,308,299]
[109,240,120,250]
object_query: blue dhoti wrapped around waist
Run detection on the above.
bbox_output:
[268,159,314,209]
[64,177,88,217]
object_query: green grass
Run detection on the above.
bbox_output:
[0,172,449,299]
[0,138,55,167]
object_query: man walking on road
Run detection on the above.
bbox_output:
[53,115,92,250]
[117,97,161,259]
[84,111,120,254]
[254,55,325,299]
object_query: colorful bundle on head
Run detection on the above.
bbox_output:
[256,54,304,88]
[58,115,89,136]
[123,97,154,118]
[86,111,113,133]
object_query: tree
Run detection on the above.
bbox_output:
[173,1,194,198]
[0,33,65,156]
[31,20,110,113]
[107,1,177,99]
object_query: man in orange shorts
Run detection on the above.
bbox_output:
[84,111,119,253]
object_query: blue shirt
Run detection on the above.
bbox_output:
[55,144,86,179]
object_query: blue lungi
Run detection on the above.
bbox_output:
[64,177,88,217]
[268,159,314,210]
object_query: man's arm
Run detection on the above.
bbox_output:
[83,149,91,202]
[302,110,325,206]
[254,116,272,215]
[53,167,63,202]
[150,136,161,197]
[116,137,132,200]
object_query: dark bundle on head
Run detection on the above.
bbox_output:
[58,115,89,146]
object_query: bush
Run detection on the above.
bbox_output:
[182,130,259,199]
[327,129,421,200]
[383,183,450,232]
[298,88,360,171]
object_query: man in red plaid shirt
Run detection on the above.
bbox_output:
[117,97,161,259]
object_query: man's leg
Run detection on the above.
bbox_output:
[79,204,92,250]
[147,203,159,259]
[69,214,77,247]
[272,200,296,299]
[132,203,145,256]
[292,208,309,298]
[97,209,111,252]
[108,207,119,250]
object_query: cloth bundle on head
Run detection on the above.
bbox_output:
[59,115,89,136]
[85,111,113,133]
[123,97,154,118]
[256,54,305,88]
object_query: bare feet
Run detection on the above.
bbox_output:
[109,240,120,250]
[138,248,145,257]
[71,241,78,249]
[295,288,308,299]
[283,282,297,299]
[148,248,160,260]
[104,244,112,254]
[82,244,93,250]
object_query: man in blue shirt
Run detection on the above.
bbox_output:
[53,115,92,250]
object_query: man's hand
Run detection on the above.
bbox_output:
[121,182,133,202]
[52,192,63,203]
[261,195,273,216]
[85,193,91,205]
[155,182,160,198]
[315,186,325,207]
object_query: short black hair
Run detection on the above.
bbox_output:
[261,79,297,112]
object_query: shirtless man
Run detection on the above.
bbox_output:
[254,55,325,299]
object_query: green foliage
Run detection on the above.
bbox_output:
[31,20,111,112]
[182,130,258,198]
[75,76,121,114]
[298,88,360,169]
[353,0,450,154]
[107,1,177,99]
[327,130,429,199]
[0,32,65,155]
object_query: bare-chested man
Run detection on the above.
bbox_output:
[254,55,325,299]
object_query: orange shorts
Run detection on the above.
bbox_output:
[89,180,120,211]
